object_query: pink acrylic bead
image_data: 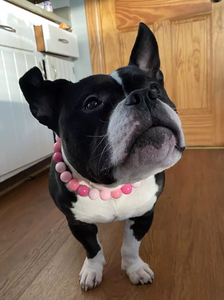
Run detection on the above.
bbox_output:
[132,181,141,188]
[77,185,89,197]
[56,135,60,142]
[53,142,61,153]
[60,171,72,183]
[53,152,62,163]
[89,189,100,200]
[55,162,66,173]
[100,190,111,201]
[121,184,132,195]
[111,189,122,199]
[67,179,79,191]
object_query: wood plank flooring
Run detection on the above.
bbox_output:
[0,150,224,300]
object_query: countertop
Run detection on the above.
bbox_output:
[4,0,72,27]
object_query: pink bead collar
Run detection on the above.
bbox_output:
[53,136,141,201]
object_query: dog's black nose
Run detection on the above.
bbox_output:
[125,88,158,106]
[125,92,142,106]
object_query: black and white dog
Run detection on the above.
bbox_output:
[19,23,185,291]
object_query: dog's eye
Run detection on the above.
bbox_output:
[150,84,159,95]
[85,97,102,110]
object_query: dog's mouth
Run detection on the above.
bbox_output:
[127,125,185,159]
[175,144,185,152]
[112,124,185,184]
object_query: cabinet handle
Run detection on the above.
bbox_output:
[51,64,57,80]
[58,38,69,44]
[0,25,16,33]
[39,62,46,80]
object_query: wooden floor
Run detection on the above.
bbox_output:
[0,150,224,300]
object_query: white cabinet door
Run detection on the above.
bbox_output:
[0,0,35,51]
[40,23,79,58]
[45,55,76,82]
[0,48,54,181]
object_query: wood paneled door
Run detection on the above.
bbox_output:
[85,0,224,147]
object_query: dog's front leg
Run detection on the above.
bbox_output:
[121,209,154,285]
[67,219,105,291]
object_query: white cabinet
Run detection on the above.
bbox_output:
[45,54,76,82]
[34,24,79,58]
[0,48,77,182]
[0,1,78,182]
[0,48,54,181]
[0,0,35,51]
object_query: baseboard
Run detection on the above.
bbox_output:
[0,157,51,198]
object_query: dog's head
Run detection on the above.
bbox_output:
[19,23,185,186]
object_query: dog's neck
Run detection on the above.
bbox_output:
[61,147,123,191]
[52,136,142,200]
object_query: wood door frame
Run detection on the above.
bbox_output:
[84,0,223,149]
[85,0,105,74]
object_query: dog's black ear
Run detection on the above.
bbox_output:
[129,22,164,85]
[19,67,71,132]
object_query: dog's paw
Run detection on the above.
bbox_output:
[128,263,154,285]
[122,259,154,285]
[79,268,103,291]
[79,251,105,291]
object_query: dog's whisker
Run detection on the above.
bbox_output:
[99,119,109,124]
[91,143,111,161]
[87,135,107,138]
[109,100,115,109]
[87,135,106,147]
[90,135,108,156]
[97,143,112,175]
[100,160,110,175]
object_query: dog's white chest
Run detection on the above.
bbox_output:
[70,176,158,224]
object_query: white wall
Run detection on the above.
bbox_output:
[51,0,70,9]
[69,0,92,81]
[50,0,92,81]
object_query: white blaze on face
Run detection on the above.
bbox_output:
[110,70,123,86]
[108,114,141,166]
